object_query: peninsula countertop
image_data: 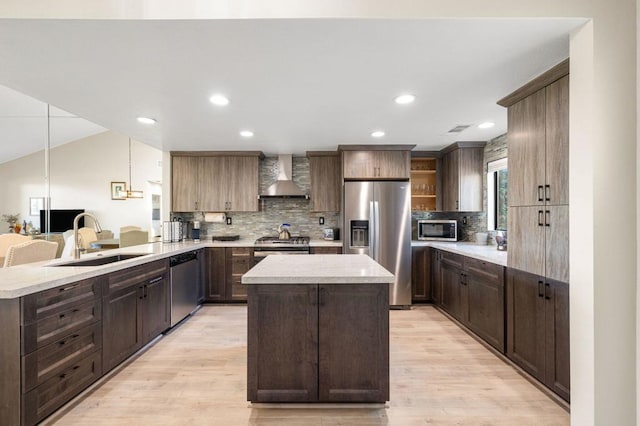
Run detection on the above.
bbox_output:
[412,241,507,267]
[242,254,394,284]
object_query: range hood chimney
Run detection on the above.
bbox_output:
[259,154,309,199]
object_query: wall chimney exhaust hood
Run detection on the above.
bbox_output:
[259,154,309,199]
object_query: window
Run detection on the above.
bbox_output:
[487,158,508,231]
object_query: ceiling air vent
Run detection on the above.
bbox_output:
[448,124,472,133]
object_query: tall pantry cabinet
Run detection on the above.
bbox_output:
[498,59,570,402]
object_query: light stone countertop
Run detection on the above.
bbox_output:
[411,240,507,267]
[242,254,394,284]
[0,239,344,299]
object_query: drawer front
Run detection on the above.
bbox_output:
[22,350,102,426]
[231,247,252,256]
[22,277,103,325]
[440,251,465,270]
[231,276,248,300]
[22,322,102,393]
[232,256,251,275]
[310,247,342,254]
[106,258,169,295]
[464,257,504,283]
[22,299,102,354]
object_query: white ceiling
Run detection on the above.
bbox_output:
[0,18,586,162]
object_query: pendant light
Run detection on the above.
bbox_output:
[126,138,144,199]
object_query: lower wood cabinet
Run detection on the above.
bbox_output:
[102,259,170,372]
[411,246,431,303]
[437,250,505,352]
[247,283,389,403]
[506,268,570,402]
[205,247,254,302]
[310,246,343,254]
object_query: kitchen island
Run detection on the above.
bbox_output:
[242,254,394,403]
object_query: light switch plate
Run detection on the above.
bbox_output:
[226,217,232,225]
[319,216,325,225]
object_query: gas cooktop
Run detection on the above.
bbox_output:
[254,236,310,246]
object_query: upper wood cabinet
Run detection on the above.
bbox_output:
[171,152,263,212]
[307,152,340,212]
[506,73,569,207]
[341,148,412,180]
[441,143,484,212]
[500,60,569,284]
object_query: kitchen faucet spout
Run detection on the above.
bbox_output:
[73,213,102,259]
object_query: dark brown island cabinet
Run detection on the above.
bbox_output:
[244,254,392,403]
[204,247,253,302]
[247,283,389,403]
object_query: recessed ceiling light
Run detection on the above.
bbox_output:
[478,121,495,129]
[209,94,230,106]
[371,131,385,138]
[137,117,156,124]
[394,94,416,105]
[240,130,254,138]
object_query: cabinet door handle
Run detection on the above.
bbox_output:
[545,185,551,202]
[545,210,551,227]
[544,282,551,300]
[148,276,164,285]
[538,281,544,298]
[455,200,459,211]
[538,210,544,226]
[537,185,544,202]
[195,201,199,211]
[59,283,80,292]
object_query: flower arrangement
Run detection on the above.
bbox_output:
[2,213,20,233]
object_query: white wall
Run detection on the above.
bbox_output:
[0,2,637,425]
[0,130,163,236]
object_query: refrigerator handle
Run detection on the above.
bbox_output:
[374,201,381,261]
[369,201,376,259]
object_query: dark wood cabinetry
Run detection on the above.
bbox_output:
[441,143,484,212]
[506,268,570,401]
[0,276,105,426]
[248,283,389,403]
[411,246,431,302]
[339,145,414,180]
[310,246,342,254]
[171,151,264,212]
[435,250,505,352]
[102,259,169,372]
[204,247,253,302]
[431,249,442,304]
[307,152,341,212]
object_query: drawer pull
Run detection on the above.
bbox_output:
[148,276,164,284]
[59,283,80,292]
[59,313,65,319]
[58,333,80,346]
[59,373,66,379]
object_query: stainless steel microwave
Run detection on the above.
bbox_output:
[417,220,457,241]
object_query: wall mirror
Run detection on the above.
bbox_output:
[0,84,163,259]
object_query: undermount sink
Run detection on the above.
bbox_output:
[49,253,146,267]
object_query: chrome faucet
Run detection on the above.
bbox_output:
[73,213,102,259]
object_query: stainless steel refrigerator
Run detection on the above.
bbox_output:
[343,181,412,307]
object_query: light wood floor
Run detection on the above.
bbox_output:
[47,305,569,425]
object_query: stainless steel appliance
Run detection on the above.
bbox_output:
[169,251,199,327]
[344,181,411,307]
[417,219,458,241]
[253,236,310,265]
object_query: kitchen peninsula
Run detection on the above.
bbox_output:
[242,254,393,403]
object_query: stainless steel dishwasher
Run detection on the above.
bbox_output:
[169,250,199,327]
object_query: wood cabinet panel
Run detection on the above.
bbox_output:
[247,284,318,402]
[226,247,253,301]
[343,150,409,179]
[102,282,142,373]
[171,156,200,211]
[431,249,442,304]
[465,259,505,352]
[199,156,226,211]
[441,145,483,212]
[545,279,570,402]
[226,156,260,212]
[545,205,569,283]
[507,206,545,277]
[440,257,463,321]
[545,75,569,206]
[441,149,459,211]
[411,246,431,302]
[318,284,389,402]
[506,268,546,382]
[310,246,342,254]
[308,153,340,212]
[507,89,546,207]
[141,274,170,343]
[205,247,227,301]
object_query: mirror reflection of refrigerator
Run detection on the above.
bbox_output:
[344,181,412,307]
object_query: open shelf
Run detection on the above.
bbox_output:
[411,157,438,211]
